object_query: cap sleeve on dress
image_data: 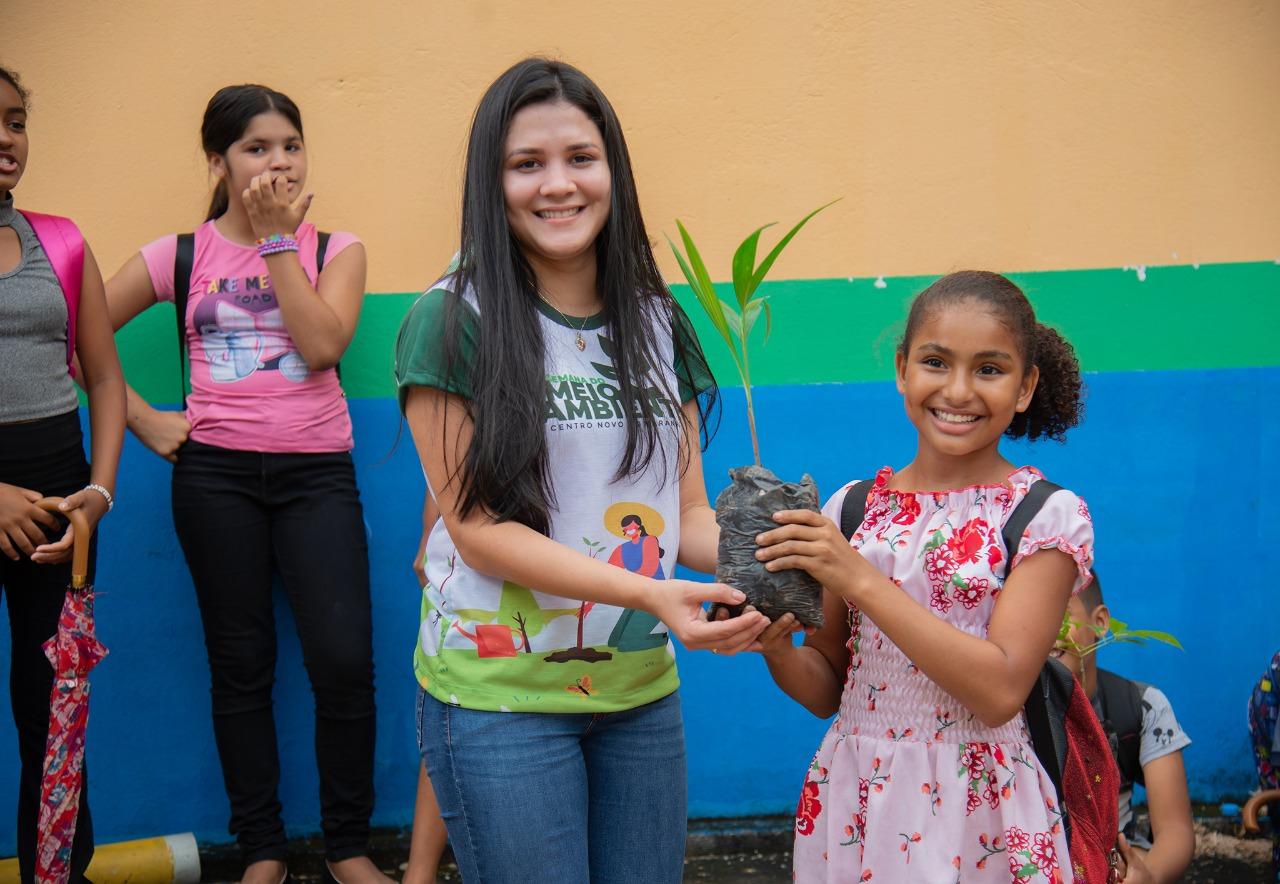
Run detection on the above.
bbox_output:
[1009,484,1095,595]
[821,484,855,523]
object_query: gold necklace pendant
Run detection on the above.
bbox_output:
[537,287,591,353]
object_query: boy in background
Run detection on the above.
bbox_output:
[1054,571,1195,883]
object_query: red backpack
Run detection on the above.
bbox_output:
[841,478,1121,883]
[18,210,85,377]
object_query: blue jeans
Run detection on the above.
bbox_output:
[418,688,687,884]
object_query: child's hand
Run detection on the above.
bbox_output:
[0,483,59,561]
[1114,834,1152,884]
[712,604,806,659]
[31,488,107,565]
[243,171,313,240]
[132,407,190,462]
[755,610,807,658]
[755,509,875,601]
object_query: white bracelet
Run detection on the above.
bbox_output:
[85,483,114,512]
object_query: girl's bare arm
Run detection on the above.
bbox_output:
[756,587,850,718]
[404,386,768,653]
[758,510,1076,727]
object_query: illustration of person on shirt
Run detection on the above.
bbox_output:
[605,507,669,651]
[194,289,309,383]
[608,514,665,579]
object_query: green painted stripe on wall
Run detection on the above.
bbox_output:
[114,261,1279,404]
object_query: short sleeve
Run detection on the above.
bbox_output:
[1138,685,1191,767]
[394,287,479,411]
[1009,483,1095,595]
[138,234,179,302]
[318,230,361,267]
[672,304,715,403]
[821,482,860,524]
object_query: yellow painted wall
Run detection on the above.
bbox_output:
[10,0,1279,290]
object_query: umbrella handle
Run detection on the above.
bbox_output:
[35,497,91,589]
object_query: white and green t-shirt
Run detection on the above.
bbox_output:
[394,283,713,713]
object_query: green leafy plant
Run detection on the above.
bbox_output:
[1056,613,1183,656]
[667,201,837,466]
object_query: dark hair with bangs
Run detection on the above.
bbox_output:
[443,57,718,534]
[899,270,1084,442]
[200,84,303,221]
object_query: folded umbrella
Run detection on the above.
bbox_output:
[34,498,107,884]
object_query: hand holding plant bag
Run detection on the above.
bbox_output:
[668,202,835,627]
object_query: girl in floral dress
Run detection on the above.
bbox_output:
[754,271,1094,883]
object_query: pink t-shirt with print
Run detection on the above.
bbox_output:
[140,220,360,453]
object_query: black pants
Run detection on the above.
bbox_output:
[0,410,95,883]
[172,440,376,863]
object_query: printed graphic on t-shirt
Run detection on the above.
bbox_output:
[420,500,672,666]
[544,332,683,428]
[409,307,687,712]
[192,274,308,384]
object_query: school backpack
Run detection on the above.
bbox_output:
[19,211,85,377]
[172,230,332,404]
[1094,667,1149,788]
[840,477,1121,884]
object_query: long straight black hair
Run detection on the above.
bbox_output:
[200,85,303,221]
[443,57,718,534]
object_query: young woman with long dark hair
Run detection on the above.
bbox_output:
[395,57,767,883]
[103,84,387,884]
[0,64,126,883]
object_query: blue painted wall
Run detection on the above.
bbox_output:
[0,366,1274,846]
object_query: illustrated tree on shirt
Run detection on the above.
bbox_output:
[544,538,615,663]
[452,582,578,659]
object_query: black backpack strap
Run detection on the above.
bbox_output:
[313,231,342,384]
[1096,668,1147,787]
[1026,657,1073,824]
[173,233,195,408]
[1007,479,1069,819]
[316,230,331,272]
[1000,479,1063,577]
[839,480,877,539]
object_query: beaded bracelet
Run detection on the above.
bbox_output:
[255,233,299,258]
[84,483,114,512]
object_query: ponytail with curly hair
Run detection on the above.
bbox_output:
[899,270,1084,442]
[0,65,29,108]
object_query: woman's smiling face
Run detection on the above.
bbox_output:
[502,99,611,269]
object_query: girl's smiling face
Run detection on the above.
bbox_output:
[208,110,307,202]
[502,99,611,269]
[895,301,1039,461]
[0,79,29,195]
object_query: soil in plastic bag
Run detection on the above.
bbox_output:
[712,465,825,628]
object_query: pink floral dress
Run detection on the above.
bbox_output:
[793,466,1094,884]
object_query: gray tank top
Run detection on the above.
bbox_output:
[0,195,80,423]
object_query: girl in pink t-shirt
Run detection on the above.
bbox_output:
[103,85,387,884]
